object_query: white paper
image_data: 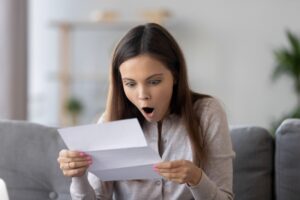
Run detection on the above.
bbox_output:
[58,118,162,181]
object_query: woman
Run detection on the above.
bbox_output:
[57,23,235,200]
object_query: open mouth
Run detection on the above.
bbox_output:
[142,107,154,114]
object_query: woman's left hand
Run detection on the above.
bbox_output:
[154,160,202,186]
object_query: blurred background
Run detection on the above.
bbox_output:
[1,0,299,130]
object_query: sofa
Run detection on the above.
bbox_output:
[0,120,71,200]
[231,118,300,200]
[0,119,299,200]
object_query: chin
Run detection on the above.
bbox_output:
[143,116,161,123]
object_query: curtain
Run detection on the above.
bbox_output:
[0,0,27,120]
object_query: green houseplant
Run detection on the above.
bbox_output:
[65,97,83,125]
[271,30,300,133]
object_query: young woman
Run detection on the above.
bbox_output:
[57,23,235,200]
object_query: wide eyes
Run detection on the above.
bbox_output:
[124,81,136,88]
[123,79,162,88]
[148,80,161,85]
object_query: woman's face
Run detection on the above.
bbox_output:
[119,54,175,122]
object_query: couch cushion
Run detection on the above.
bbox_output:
[275,119,300,200]
[0,120,71,200]
[230,126,274,200]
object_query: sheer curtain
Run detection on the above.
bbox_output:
[0,0,27,120]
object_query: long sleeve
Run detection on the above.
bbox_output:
[69,98,234,200]
[70,113,115,200]
[70,172,114,200]
[188,98,235,200]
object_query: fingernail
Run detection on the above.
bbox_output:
[86,156,92,160]
[88,160,93,165]
[79,152,85,156]
[153,166,158,171]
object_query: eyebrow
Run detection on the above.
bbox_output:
[122,73,163,81]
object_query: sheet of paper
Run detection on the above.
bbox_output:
[58,118,162,181]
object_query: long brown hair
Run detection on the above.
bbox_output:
[105,23,210,166]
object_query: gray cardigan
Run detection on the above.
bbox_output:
[70,98,235,200]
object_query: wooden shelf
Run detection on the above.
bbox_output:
[51,20,153,30]
[51,20,135,126]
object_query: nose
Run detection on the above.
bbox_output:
[138,86,151,100]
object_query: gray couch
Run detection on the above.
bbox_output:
[0,120,71,200]
[231,118,300,200]
[0,119,299,200]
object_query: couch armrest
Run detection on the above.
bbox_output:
[0,120,71,200]
[275,118,300,200]
[230,126,274,200]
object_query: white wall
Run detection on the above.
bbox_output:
[29,0,300,128]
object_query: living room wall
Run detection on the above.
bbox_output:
[28,0,300,128]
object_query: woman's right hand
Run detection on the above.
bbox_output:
[57,149,92,177]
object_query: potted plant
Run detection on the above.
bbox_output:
[65,97,83,125]
[271,30,300,133]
